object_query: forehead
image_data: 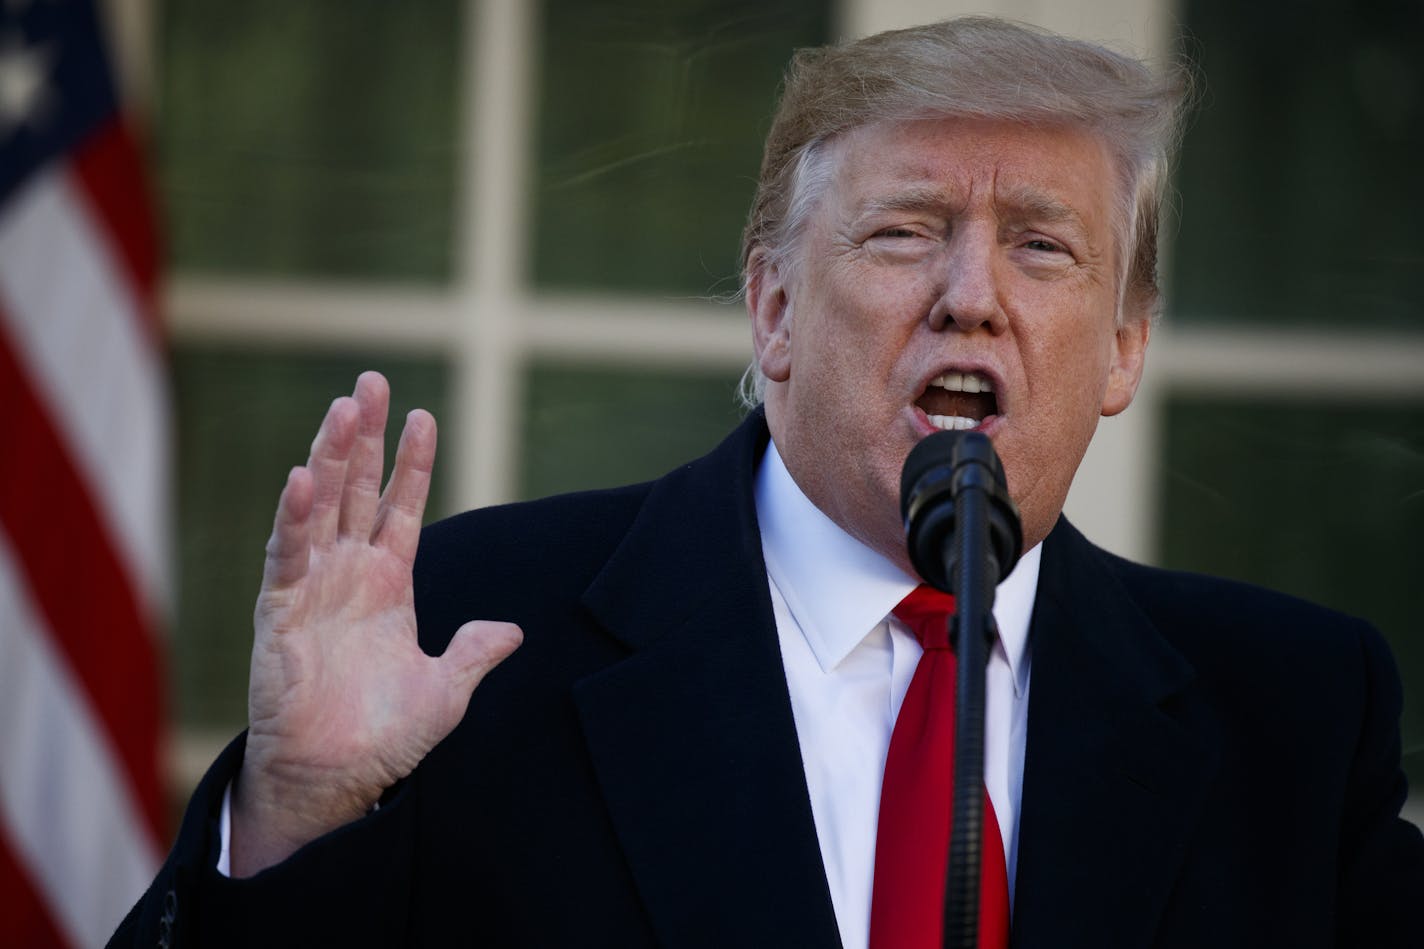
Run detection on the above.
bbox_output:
[824,116,1119,228]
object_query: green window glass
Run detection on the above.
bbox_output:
[1172,0,1422,329]
[158,0,463,282]
[520,362,746,500]
[530,0,831,295]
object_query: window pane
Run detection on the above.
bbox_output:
[519,362,745,499]
[1171,0,1423,328]
[1160,396,1424,789]
[171,347,450,731]
[531,0,830,295]
[158,0,463,282]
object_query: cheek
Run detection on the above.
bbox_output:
[1018,321,1117,445]
[1031,295,1117,373]
[794,294,915,382]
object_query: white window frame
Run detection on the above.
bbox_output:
[106,0,1422,819]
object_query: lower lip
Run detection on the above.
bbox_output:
[909,406,1002,438]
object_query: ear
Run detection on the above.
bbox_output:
[1101,315,1151,417]
[746,249,793,384]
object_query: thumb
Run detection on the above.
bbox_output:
[440,620,523,697]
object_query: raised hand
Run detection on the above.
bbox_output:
[229,372,522,877]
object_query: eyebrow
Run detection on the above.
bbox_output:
[859,186,959,217]
[858,184,1092,235]
[994,186,1090,233]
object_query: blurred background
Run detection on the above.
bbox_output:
[2,0,1420,943]
[151,0,1424,817]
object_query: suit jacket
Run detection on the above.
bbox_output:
[113,411,1424,947]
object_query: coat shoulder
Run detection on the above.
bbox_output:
[1088,533,1378,666]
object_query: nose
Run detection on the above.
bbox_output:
[926,230,1006,334]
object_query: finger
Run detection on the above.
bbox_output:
[262,466,314,591]
[370,409,437,565]
[439,621,523,700]
[338,371,390,541]
[306,396,359,549]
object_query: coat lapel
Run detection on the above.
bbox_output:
[573,413,844,948]
[1011,520,1218,948]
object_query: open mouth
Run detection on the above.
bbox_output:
[916,371,999,431]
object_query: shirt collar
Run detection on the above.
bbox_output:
[755,440,1040,696]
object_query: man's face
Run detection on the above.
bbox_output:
[749,116,1150,573]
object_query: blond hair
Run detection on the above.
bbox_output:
[739,17,1191,404]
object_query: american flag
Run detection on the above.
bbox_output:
[0,0,168,945]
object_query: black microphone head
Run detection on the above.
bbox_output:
[900,431,965,592]
[899,430,964,523]
[900,430,1023,593]
[949,429,1005,481]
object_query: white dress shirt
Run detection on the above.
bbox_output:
[756,442,1039,949]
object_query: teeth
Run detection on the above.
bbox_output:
[931,371,993,393]
[928,414,979,431]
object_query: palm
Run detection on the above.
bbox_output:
[252,543,434,787]
[232,372,521,875]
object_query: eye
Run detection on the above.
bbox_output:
[1023,237,1064,253]
[861,221,939,259]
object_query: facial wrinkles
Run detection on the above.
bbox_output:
[849,172,1105,293]
[765,117,1133,567]
[858,184,961,223]
[799,120,1125,318]
[972,159,1116,528]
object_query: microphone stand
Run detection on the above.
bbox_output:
[941,453,1002,949]
[900,431,1021,949]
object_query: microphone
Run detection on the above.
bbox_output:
[898,429,1024,949]
[900,430,1023,595]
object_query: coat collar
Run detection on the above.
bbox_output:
[1012,518,1218,947]
[574,411,844,947]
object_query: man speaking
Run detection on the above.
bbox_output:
[113,16,1423,948]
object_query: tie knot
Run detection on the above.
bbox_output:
[892,584,955,650]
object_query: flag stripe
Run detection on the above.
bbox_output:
[1,5,169,945]
[0,165,170,615]
[68,118,161,338]
[0,323,165,842]
[0,530,162,948]
[0,826,67,949]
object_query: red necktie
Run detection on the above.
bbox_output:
[868,585,1011,949]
